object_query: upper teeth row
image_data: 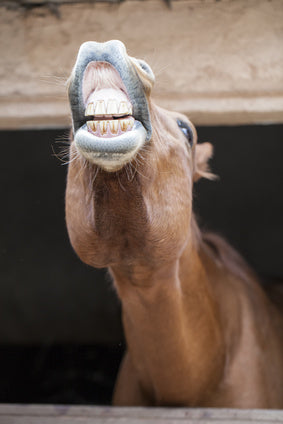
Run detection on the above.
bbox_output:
[85,100,132,117]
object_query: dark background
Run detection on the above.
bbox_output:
[0,124,282,404]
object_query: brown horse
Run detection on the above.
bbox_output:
[65,40,283,408]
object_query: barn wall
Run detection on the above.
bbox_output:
[1,0,283,129]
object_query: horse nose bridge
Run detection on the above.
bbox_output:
[80,39,126,52]
[101,39,128,57]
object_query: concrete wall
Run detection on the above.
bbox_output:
[1,0,283,129]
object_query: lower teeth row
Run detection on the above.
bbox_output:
[87,118,134,136]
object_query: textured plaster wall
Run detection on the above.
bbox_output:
[1,0,283,128]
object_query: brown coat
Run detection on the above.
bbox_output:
[66,45,283,408]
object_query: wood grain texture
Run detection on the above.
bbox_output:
[1,404,283,424]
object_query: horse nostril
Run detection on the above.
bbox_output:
[136,59,155,85]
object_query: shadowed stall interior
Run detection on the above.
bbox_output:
[0,124,282,404]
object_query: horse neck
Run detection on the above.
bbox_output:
[110,223,227,405]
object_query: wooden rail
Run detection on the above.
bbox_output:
[1,404,283,424]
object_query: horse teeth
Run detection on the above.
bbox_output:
[107,99,119,115]
[87,121,97,132]
[87,121,93,131]
[88,99,132,118]
[99,121,104,134]
[118,119,127,132]
[85,103,94,116]
[110,120,119,134]
[119,101,129,115]
[95,100,106,116]
[87,117,134,136]
[122,119,129,131]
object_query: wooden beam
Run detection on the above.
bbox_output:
[1,404,283,423]
[1,0,283,129]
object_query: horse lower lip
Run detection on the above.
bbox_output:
[74,120,147,171]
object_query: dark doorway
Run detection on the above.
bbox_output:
[0,124,282,404]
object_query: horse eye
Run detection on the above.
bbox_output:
[177,119,193,147]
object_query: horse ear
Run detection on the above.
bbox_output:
[193,142,216,182]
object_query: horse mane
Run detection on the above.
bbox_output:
[200,230,258,285]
